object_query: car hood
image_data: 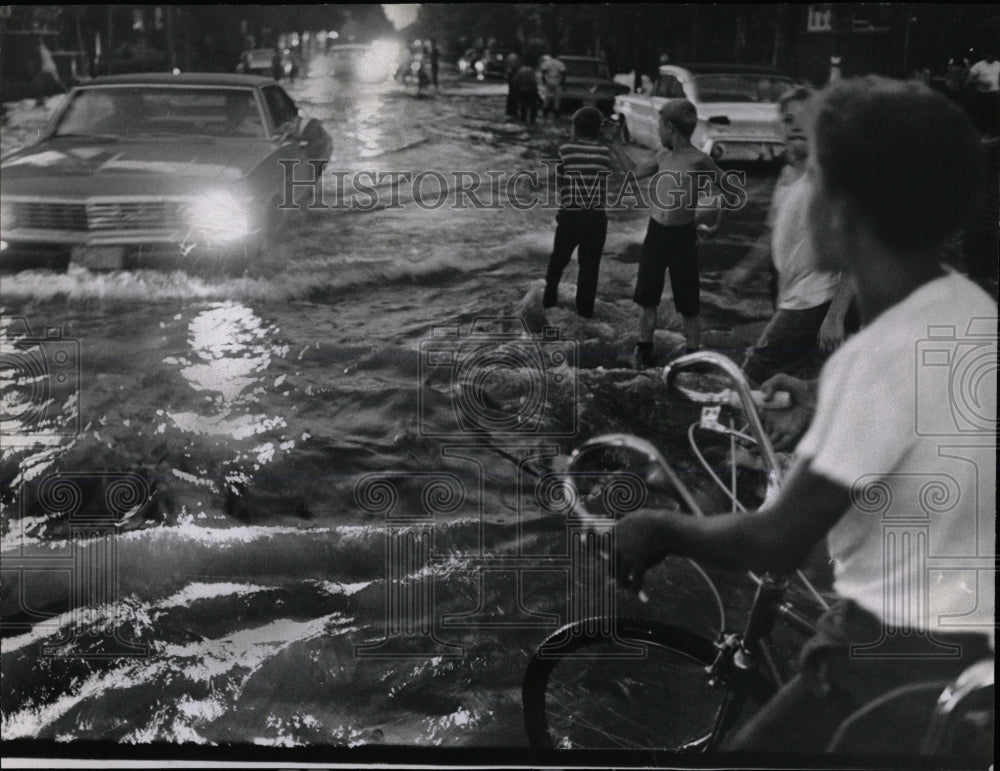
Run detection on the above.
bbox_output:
[1,137,274,197]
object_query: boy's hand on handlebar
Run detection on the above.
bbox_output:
[760,373,817,451]
[611,511,671,595]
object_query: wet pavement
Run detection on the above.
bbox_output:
[1,55,827,746]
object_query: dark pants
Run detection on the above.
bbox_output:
[506,81,518,117]
[742,302,832,386]
[724,600,992,755]
[971,90,1000,136]
[963,227,999,283]
[543,209,608,318]
[517,90,538,124]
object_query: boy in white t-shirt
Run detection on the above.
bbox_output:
[724,86,853,385]
[967,52,1000,135]
[611,77,996,755]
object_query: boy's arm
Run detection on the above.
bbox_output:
[612,458,850,588]
[607,139,659,178]
[818,278,855,353]
[693,156,726,234]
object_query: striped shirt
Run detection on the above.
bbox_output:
[557,140,612,210]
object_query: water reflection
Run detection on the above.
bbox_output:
[285,49,426,162]
[167,303,289,446]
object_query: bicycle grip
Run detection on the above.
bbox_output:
[747,390,791,410]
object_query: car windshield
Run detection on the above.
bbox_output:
[53,86,267,139]
[690,74,794,103]
[563,60,610,79]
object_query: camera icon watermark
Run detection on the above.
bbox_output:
[915,318,997,436]
[2,471,152,659]
[1,315,82,446]
[418,317,577,438]
[848,463,994,660]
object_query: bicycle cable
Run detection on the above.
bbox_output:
[687,421,832,613]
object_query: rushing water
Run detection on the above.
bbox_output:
[1,54,827,747]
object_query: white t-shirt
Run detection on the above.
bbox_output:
[969,59,1000,92]
[770,170,841,310]
[797,271,997,642]
[540,57,566,87]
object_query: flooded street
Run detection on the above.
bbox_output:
[2,54,824,746]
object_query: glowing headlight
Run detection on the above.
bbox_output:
[186,190,252,242]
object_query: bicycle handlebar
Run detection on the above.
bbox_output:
[662,351,782,500]
[566,433,706,519]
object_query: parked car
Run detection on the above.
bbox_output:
[613,63,796,162]
[458,49,506,80]
[236,48,298,79]
[0,73,333,271]
[559,56,630,114]
[236,48,277,76]
[327,43,369,78]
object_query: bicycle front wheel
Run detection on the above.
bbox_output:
[522,617,767,751]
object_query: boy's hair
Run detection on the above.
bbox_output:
[572,106,603,139]
[813,76,984,252]
[778,85,814,111]
[658,99,698,138]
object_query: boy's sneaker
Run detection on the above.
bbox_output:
[632,343,654,370]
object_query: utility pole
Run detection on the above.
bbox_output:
[106,5,113,74]
[772,3,789,70]
[690,5,700,63]
[166,6,177,71]
[901,4,914,74]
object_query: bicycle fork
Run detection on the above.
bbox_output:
[703,573,790,749]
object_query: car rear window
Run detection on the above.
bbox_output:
[563,60,610,80]
[53,86,266,138]
[691,74,794,103]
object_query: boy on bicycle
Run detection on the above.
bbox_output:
[611,77,996,753]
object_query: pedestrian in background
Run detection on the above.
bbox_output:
[543,107,614,318]
[539,53,566,118]
[966,51,1000,135]
[429,40,440,90]
[513,57,541,125]
[505,49,522,118]
[35,37,67,106]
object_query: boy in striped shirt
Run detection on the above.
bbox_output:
[542,107,613,318]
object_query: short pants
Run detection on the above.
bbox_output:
[633,219,699,316]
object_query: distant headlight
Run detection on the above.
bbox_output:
[186,190,252,242]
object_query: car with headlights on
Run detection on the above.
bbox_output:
[558,56,630,115]
[0,72,332,271]
[613,64,795,162]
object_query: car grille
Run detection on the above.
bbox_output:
[11,202,88,231]
[9,201,184,232]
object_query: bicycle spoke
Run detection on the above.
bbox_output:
[539,638,722,750]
